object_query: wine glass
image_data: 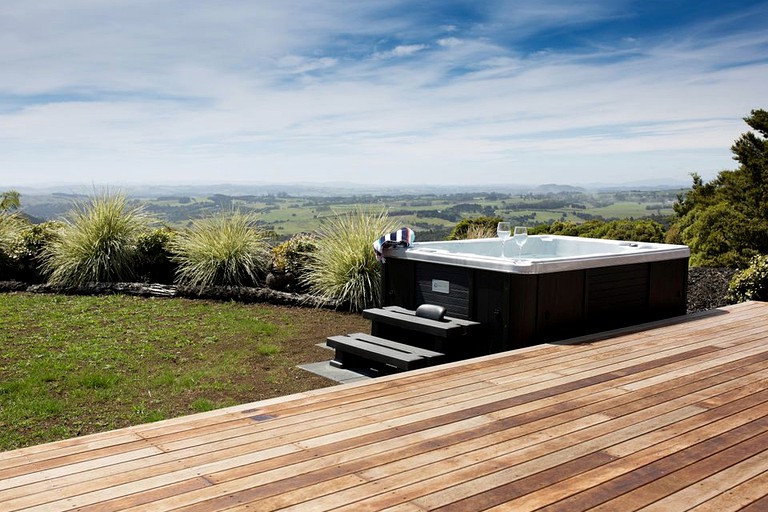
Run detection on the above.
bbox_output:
[513,226,528,258]
[497,222,511,256]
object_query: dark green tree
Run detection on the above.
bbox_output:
[668,109,768,267]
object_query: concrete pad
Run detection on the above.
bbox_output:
[298,361,375,384]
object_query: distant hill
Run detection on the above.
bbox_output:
[534,184,587,194]
[12,179,689,199]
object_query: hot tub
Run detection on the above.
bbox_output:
[381,235,690,354]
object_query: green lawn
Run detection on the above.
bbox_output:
[0,293,367,451]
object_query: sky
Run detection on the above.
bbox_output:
[1,0,767,189]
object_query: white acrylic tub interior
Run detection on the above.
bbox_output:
[383,235,690,274]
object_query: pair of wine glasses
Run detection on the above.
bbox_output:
[497,222,527,257]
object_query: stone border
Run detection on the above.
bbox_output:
[0,280,340,309]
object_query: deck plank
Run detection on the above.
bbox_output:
[2,302,768,511]
[639,448,768,511]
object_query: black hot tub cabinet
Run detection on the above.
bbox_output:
[381,235,690,355]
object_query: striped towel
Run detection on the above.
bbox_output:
[373,227,415,263]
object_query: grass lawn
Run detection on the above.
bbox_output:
[0,292,368,452]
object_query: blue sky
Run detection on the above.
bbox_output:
[1,0,766,188]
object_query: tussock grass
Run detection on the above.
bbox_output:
[0,212,25,253]
[171,211,272,287]
[41,193,150,285]
[304,206,398,311]
[465,223,497,239]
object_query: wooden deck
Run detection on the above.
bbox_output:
[3,301,768,511]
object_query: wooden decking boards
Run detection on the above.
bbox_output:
[2,301,768,511]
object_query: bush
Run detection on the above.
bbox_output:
[530,220,587,236]
[727,255,768,303]
[135,227,177,284]
[589,219,666,243]
[268,233,318,292]
[271,233,318,275]
[41,194,150,285]
[6,221,63,283]
[304,207,398,311]
[448,216,503,240]
[171,211,271,288]
[532,219,666,242]
[0,213,27,279]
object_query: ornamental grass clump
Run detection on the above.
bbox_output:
[464,223,497,239]
[304,207,398,311]
[0,212,25,251]
[171,211,271,288]
[41,193,150,286]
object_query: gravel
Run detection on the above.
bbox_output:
[686,266,737,314]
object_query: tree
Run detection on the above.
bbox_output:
[668,109,768,267]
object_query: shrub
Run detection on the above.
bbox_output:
[448,216,503,240]
[271,233,318,275]
[135,227,176,284]
[726,255,768,303]
[268,233,318,292]
[532,219,665,242]
[0,213,27,279]
[304,207,398,311]
[589,219,666,243]
[7,221,63,283]
[41,194,150,285]
[171,211,271,288]
[530,220,587,236]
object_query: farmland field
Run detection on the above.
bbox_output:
[20,187,682,241]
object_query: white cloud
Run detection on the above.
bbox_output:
[0,1,765,187]
[278,56,338,74]
[372,44,429,60]
[437,37,462,48]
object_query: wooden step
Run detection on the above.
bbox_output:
[363,306,480,338]
[327,333,446,371]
